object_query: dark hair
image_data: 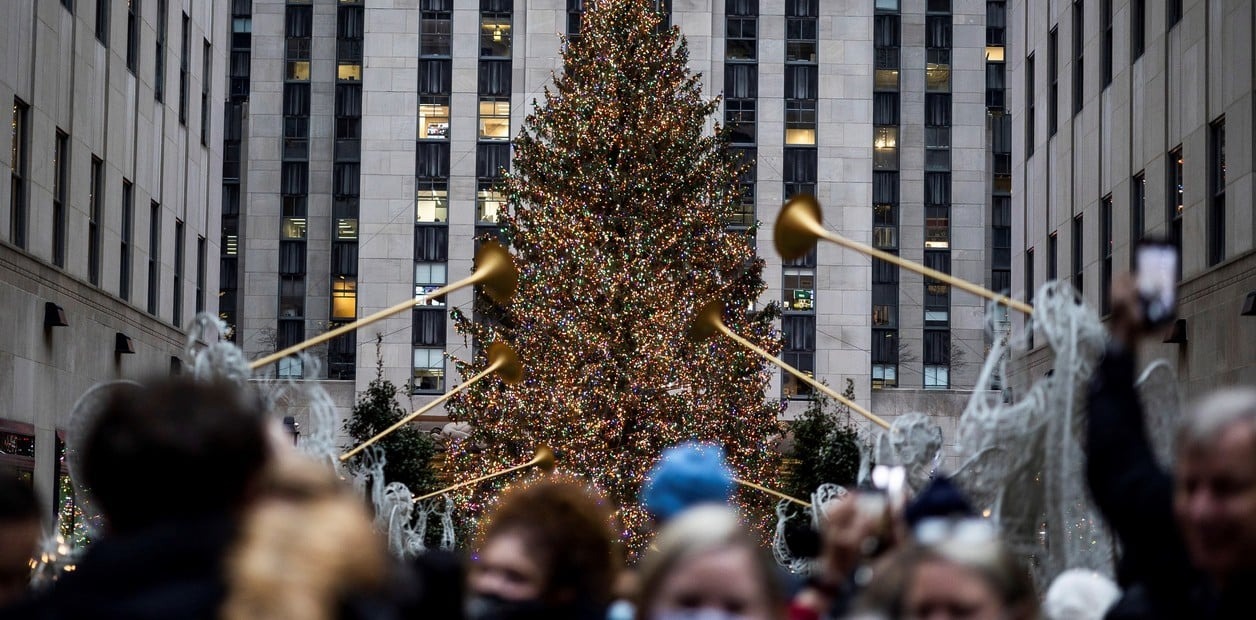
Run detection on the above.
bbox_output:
[82,377,271,532]
[0,470,40,522]
[478,477,620,608]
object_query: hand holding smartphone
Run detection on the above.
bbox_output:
[1134,239,1178,329]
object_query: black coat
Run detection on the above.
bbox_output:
[1086,345,1256,620]
[0,515,236,620]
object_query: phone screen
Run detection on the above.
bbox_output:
[1136,242,1178,326]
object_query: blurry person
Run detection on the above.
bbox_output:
[636,505,786,620]
[1042,569,1119,620]
[860,537,1037,620]
[1087,273,1256,618]
[0,472,41,607]
[468,477,620,620]
[2,377,272,620]
[220,447,393,620]
[789,490,898,620]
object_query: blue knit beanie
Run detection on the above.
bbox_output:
[640,442,735,522]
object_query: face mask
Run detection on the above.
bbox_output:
[465,593,548,620]
[652,609,750,620]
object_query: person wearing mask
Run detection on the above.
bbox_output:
[467,477,621,620]
[636,505,787,620]
[1087,274,1256,618]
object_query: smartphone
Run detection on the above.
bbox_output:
[1135,239,1178,328]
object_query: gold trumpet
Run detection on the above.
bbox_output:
[411,445,557,503]
[775,195,1034,316]
[340,342,525,461]
[250,241,519,371]
[733,478,810,507]
[689,300,891,430]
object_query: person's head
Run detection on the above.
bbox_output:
[1173,386,1256,583]
[469,477,620,616]
[82,377,271,533]
[891,539,1037,620]
[641,442,735,524]
[636,505,785,620]
[0,472,41,605]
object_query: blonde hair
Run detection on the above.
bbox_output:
[221,456,389,620]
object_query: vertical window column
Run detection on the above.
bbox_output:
[1208,119,1225,267]
[1130,171,1145,268]
[179,12,189,124]
[155,0,167,101]
[328,1,364,381]
[414,4,453,393]
[120,180,133,301]
[89,157,103,286]
[277,0,312,378]
[126,0,139,73]
[9,99,28,249]
[1100,195,1112,313]
[872,1,900,390]
[53,130,69,267]
[147,201,160,315]
[725,0,758,229]
[923,0,951,390]
[781,0,817,399]
[1168,145,1183,280]
[173,219,184,325]
[1072,214,1084,295]
[218,0,249,343]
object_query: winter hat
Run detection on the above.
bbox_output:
[903,475,976,527]
[1043,569,1121,620]
[640,442,735,522]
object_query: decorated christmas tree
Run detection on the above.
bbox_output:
[446,0,783,551]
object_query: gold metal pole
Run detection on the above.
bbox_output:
[733,477,810,507]
[250,241,517,370]
[412,446,556,503]
[776,196,1034,315]
[713,321,892,430]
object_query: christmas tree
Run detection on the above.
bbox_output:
[784,379,863,500]
[446,0,783,551]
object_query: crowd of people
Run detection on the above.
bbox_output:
[0,275,1252,620]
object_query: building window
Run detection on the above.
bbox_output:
[1131,171,1145,268]
[781,352,814,400]
[335,216,358,241]
[155,0,166,101]
[120,180,133,301]
[477,182,507,224]
[785,99,816,145]
[413,348,445,393]
[1100,195,1112,313]
[201,40,212,145]
[419,97,451,140]
[872,258,897,327]
[782,268,815,312]
[148,201,161,315]
[870,204,895,250]
[421,7,452,57]
[195,235,205,313]
[1026,53,1035,157]
[1049,28,1058,136]
[481,13,511,58]
[726,99,756,145]
[1025,248,1035,347]
[872,328,897,390]
[331,276,357,320]
[926,49,951,92]
[416,182,448,223]
[1168,145,1183,280]
[279,275,305,319]
[179,13,189,124]
[478,99,511,140]
[9,99,27,249]
[1101,0,1112,86]
[726,14,756,60]
[281,216,307,240]
[1072,214,1084,296]
[1072,1,1084,115]
[873,127,898,170]
[923,330,949,389]
[173,219,184,326]
[1168,0,1182,29]
[53,130,69,267]
[1208,118,1225,266]
[89,156,103,285]
[925,205,949,249]
[96,0,110,45]
[126,0,139,73]
[924,251,950,325]
[415,261,447,305]
[1131,0,1145,60]
[1047,231,1058,281]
